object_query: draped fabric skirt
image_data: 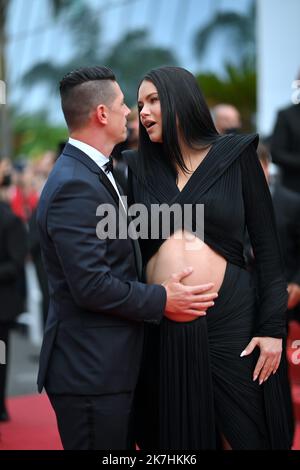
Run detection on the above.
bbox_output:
[134,263,294,450]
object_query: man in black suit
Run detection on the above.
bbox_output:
[37,66,217,450]
[258,143,300,320]
[271,102,300,194]
[0,163,28,421]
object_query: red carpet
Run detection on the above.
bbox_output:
[0,394,62,450]
[288,321,300,450]
[1,323,300,452]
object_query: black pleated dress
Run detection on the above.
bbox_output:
[124,134,294,450]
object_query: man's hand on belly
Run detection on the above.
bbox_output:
[162,267,218,319]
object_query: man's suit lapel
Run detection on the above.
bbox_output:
[116,180,143,280]
[100,172,143,279]
[64,143,100,174]
[64,144,143,279]
[64,143,122,208]
[98,170,122,208]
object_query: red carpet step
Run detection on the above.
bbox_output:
[0,393,299,450]
[292,385,300,423]
[287,321,300,385]
[0,394,62,450]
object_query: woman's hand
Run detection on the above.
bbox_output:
[240,337,282,385]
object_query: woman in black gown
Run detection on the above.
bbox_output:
[124,66,293,450]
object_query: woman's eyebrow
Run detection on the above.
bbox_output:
[138,92,158,103]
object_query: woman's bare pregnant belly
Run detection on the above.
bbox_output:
[146,231,227,322]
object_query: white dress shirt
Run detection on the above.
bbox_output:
[68,137,126,211]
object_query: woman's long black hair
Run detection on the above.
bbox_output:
[137,66,219,177]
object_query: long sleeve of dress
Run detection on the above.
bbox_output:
[292,206,300,285]
[241,144,288,338]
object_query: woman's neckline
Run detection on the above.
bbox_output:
[175,143,215,193]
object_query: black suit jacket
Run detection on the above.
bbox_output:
[37,143,166,395]
[271,104,300,193]
[272,184,300,286]
[0,201,28,323]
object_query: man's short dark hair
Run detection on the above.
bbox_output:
[59,66,117,131]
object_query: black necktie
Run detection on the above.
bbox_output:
[103,156,114,174]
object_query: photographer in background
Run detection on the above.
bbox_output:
[0,159,28,421]
[258,143,300,321]
[211,103,242,135]
[271,74,300,194]
[245,144,300,320]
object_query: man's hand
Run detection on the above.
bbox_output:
[162,267,218,319]
[287,283,300,310]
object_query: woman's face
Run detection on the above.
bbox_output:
[138,80,163,143]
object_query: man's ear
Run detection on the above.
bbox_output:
[96,104,108,125]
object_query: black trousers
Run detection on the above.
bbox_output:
[0,323,10,413]
[48,392,135,450]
